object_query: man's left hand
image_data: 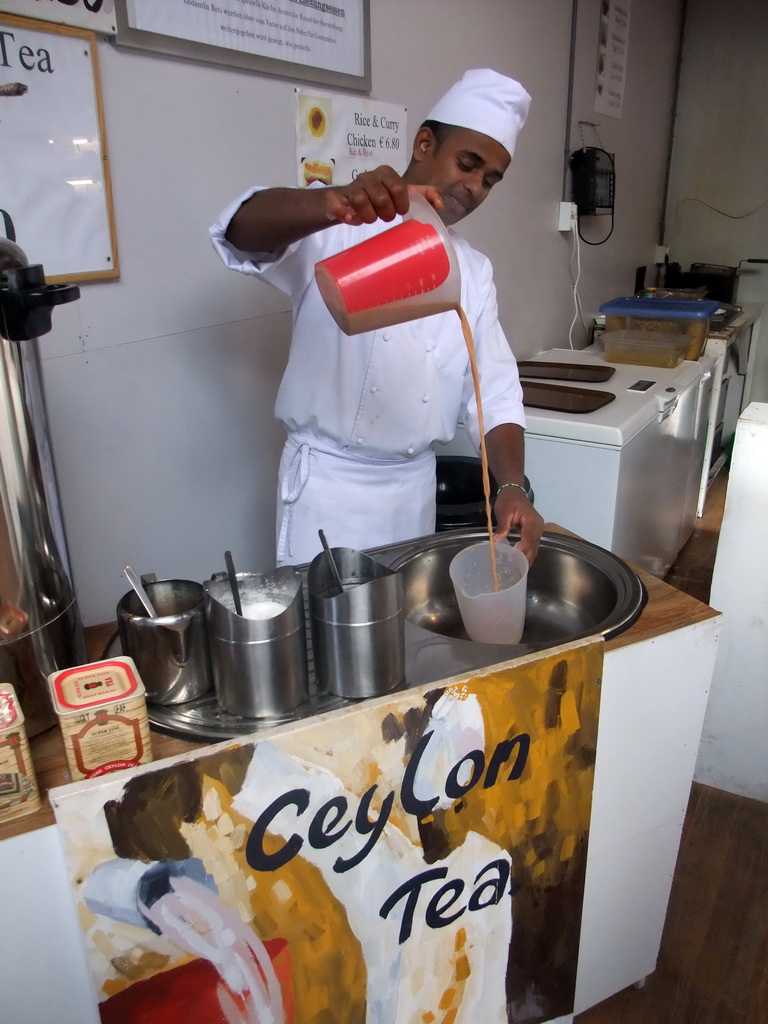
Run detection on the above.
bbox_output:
[493,487,544,564]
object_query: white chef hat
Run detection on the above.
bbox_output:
[424,68,532,158]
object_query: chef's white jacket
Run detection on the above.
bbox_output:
[210,186,525,565]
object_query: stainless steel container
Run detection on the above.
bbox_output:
[204,567,309,718]
[308,547,404,699]
[0,242,86,735]
[117,579,213,705]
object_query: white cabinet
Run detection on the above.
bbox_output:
[0,610,721,1024]
[574,616,720,1014]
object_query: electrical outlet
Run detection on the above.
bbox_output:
[558,201,578,232]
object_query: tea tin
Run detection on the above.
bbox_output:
[48,657,153,782]
[0,683,41,821]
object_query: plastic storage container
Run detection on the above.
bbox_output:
[603,330,690,368]
[648,287,708,300]
[599,297,720,360]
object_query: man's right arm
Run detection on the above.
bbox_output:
[224,167,441,254]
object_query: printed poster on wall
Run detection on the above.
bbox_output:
[123,0,365,79]
[295,87,407,187]
[594,0,630,119]
[52,639,603,1024]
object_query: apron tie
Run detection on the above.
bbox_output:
[277,441,311,562]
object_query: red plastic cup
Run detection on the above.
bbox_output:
[315,191,461,335]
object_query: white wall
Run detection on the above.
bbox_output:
[30,0,684,624]
[665,0,768,401]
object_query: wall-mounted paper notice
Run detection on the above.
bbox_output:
[117,0,370,91]
[296,88,407,188]
[595,0,631,120]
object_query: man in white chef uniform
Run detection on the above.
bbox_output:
[210,69,544,568]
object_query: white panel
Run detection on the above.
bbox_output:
[524,433,620,547]
[0,827,99,1024]
[591,617,720,858]
[574,820,682,1013]
[695,403,768,800]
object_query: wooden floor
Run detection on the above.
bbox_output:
[575,472,768,1024]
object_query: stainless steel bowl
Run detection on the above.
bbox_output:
[387,529,646,651]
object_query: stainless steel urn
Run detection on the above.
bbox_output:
[0,239,87,734]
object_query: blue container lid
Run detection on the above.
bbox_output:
[599,296,720,320]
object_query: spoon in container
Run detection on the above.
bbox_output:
[318,529,344,595]
[224,549,244,616]
[123,565,158,618]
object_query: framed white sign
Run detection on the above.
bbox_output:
[115,0,370,92]
[0,13,118,281]
[0,1,116,35]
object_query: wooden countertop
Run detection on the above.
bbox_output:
[0,545,719,843]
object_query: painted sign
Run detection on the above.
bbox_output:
[296,87,407,187]
[0,1,116,35]
[52,639,603,1024]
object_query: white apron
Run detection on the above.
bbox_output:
[276,433,436,566]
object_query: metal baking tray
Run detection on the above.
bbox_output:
[518,360,616,383]
[522,381,616,414]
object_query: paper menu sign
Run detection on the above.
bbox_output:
[296,88,408,188]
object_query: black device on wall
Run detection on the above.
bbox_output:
[570,147,615,216]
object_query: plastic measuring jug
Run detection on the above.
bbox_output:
[314,190,461,335]
[449,540,529,644]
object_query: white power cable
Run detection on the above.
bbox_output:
[568,222,583,348]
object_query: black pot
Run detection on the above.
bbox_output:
[435,455,533,531]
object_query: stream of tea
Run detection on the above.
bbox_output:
[456,305,500,592]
